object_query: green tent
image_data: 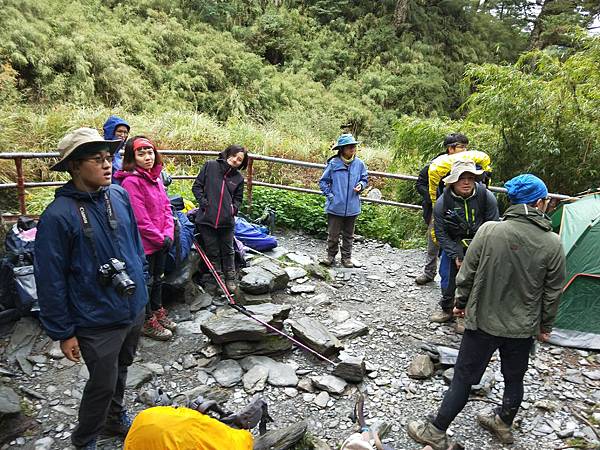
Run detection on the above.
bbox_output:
[549,193,600,349]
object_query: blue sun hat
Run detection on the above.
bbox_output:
[332,133,359,150]
[504,174,548,204]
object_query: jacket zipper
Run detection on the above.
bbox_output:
[214,168,231,228]
[344,165,350,216]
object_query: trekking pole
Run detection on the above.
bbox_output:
[192,236,336,365]
[244,246,296,266]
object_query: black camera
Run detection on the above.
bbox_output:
[98,258,136,297]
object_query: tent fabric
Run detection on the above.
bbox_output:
[550,193,600,350]
[124,406,253,450]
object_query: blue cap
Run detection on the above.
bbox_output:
[333,133,359,150]
[504,174,548,204]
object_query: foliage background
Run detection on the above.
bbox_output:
[0,0,598,245]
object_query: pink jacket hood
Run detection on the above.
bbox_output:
[115,164,174,255]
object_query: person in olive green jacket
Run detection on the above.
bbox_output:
[407,174,566,450]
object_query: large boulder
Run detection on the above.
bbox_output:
[288,317,343,358]
[201,303,290,344]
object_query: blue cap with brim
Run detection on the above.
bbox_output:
[504,174,548,204]
[333,133,359,150]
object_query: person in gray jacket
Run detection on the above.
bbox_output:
[430,160,499,323]
[408,174,566,450]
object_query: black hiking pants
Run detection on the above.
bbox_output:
[146,247,168,315]
[198,225,235,275]
[71,311,143,447]
[432,328,533,431]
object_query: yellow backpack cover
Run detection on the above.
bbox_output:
[124,406,254,450]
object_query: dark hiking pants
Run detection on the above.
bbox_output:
[423,220,438,280]
[198,225,235,274]
[71,311,144,447]
[432,329,533,431]
[326,213,357,260]
[146,247,168,315]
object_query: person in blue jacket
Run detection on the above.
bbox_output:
[103,114,130,176]
[319,133,368,268]
[34,128,148,450]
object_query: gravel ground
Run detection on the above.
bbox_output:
[1,230,599,450]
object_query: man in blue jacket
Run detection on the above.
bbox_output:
[34,128,148,450]
[319,133,368,268]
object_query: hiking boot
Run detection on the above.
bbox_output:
[143,316,172,341]
[225,271,238,293]
[319,255,335,266]
[407,419,448,450]
[415,274,434,285]
[477,412,514,444]
[102,410,134,437]
[154,307,177,331]
[430,310,453,323]
[454,317,465,334]
[75,438,97,450]
[341,258,355,268]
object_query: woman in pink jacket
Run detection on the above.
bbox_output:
[114,136,176,341]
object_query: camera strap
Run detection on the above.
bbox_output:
[75,190,121,267]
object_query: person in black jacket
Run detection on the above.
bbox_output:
[430,160,499,323]
[414,133,469,285]
[35,128,149,450]
[192,145,248,293]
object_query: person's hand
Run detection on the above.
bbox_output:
[455,258,463,269]
[453,307,465,318]
[537,332,551,342]
[162,236,173,250]
[354,184,363,193]
[60,337,81,363]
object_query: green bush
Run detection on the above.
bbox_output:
[246,186,424,248]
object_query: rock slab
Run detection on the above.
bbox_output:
[289,317,344,357]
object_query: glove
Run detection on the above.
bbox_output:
[162,236,173,250]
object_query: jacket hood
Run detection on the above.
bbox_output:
[113,164,163,183]
[103,115,130,140]
[54,180,110,202]
[503,203,552,231]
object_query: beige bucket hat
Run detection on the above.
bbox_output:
[51,127,121,172]
[442,160,484,184]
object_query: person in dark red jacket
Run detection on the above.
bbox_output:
[192,145,248,292]
[114,136,176,341]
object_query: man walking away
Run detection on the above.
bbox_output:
[407,174,566,450]
[35,128,149,450]
[415,133,469,285]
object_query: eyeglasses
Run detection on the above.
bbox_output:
[451,143,468,150]
[81,155,114,165]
